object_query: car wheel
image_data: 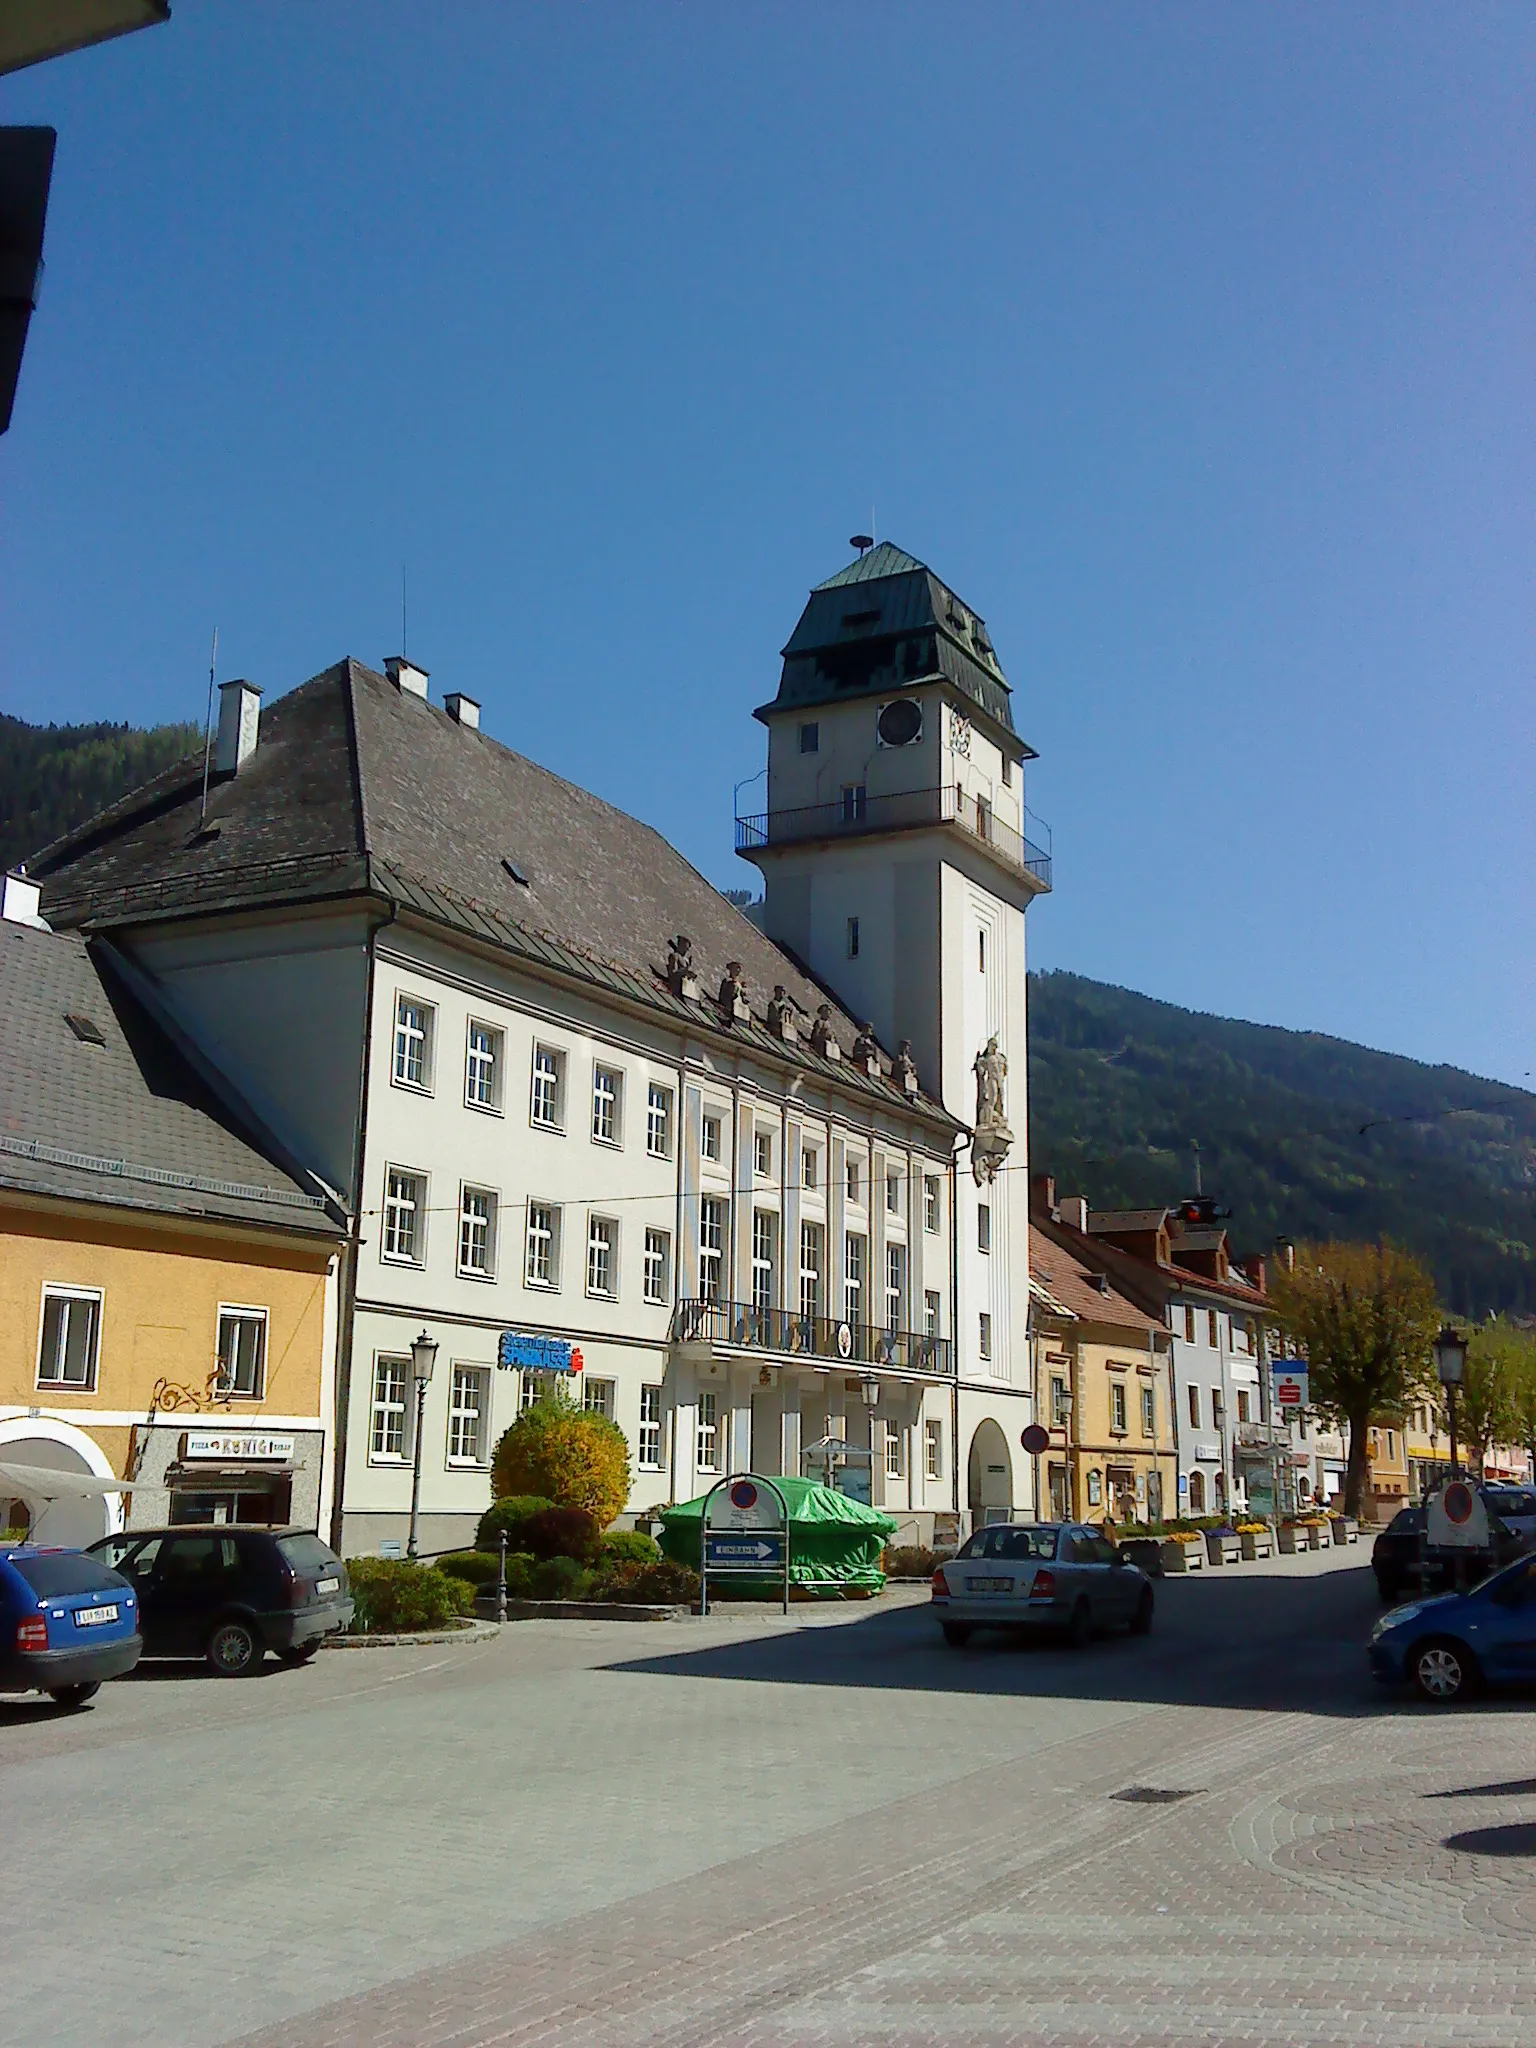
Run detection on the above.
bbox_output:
[1412,1637,1476,1704]
[207,1619,262,1677]
[47,1682,100,1709]
[1065,1599,1093,1649]
[941,1622,972,1647]
[277,1644,319,1666]
[1130,1588,1154,1636]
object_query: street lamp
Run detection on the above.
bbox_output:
[859,1375,881,1408]
[1433,1324,1467,1482]
[405,1328,439,1559]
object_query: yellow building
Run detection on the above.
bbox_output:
[1029,1226,1175,1527]
[1364,1421,1410,1520]
[0,894,343,1545]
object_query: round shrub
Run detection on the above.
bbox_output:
[347,1558,467,1634]
[531,1555,593,1600]
[595,1557,701,1605]
[599,1528,661,1568]
[517,1504,602,1563]
[436,1550,501,1586]
[490,1395,630,1525]
[475,1495,557,1552]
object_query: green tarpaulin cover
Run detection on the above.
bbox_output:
[659,1477,897,1593]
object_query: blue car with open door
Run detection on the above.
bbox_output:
[0,1546,141,1708]
[1369,1551,1536,1703]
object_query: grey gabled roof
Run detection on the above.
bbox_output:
[33,662,957,1130]
[0,921,335,1234]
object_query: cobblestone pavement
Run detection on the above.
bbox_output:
[5,1546,1535,2046]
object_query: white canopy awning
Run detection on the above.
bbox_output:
[0,1460,143,1500]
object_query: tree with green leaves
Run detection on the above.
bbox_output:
[1480,1318,1536,1477]
[1270,1241,1440,1517]
[1442,1317,1526,1473]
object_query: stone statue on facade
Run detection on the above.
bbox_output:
[971,1033,1013,1184]
[892,1039,919,1096]
[766,984,796,1039]
[663,934,698,998]
[809,1002,840,1060]
[717,960,749,1021]
[850,1021,881,1073]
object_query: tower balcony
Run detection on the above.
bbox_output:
[736,784,1051,892]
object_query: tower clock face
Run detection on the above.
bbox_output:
[876,699,923,748]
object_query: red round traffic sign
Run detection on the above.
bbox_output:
[730,1480,759,1511]
[1021,1424,1050,1456]
[1443,1480,1475,1525]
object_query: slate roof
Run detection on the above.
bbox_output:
[761,541,1030,745]
[31,661,955,1130]
[0,920,334,1234]
[1028,1226,1159,1337]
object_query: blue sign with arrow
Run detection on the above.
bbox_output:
[704,1532,785,1571]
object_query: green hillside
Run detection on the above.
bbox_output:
[0,712,200,872]
[1028,971,1536,1318]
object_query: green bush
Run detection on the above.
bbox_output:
[475,1495,556,1551]
[518,1505,602,1563]
[595,1557,701,1605]
[490,1393,631,1524]
[347,1558,468,1633]
[436,1550,501,1586]
[882,1545,942,1579]
[531,1555,594,1600]
[599,1528,661,1567]
[499,1552,539,1598]
[441,1575,479,1617]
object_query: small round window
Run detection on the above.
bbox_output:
[876,699,923,748]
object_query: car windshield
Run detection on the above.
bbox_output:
[1386,1508,1424,1535]
[1488,1491,1536,1517]
[277,1534,337,1570]
[10,1553,127,1598]
[959,1526,1059,1561]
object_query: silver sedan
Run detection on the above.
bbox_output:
[930,1522,1155,1647]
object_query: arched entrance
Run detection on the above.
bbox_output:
[967,1418,1013,1526]
[0,1416,123,1549]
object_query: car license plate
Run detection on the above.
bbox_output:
[968,1578,1013,1596]
[73,1605,118,1627]
[315,1577,339,1596]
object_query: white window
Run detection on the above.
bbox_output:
[458,1185,497,1278]
[886,1170,900,1215]
[582,1377,616,1419]
[530,1044,565,1128]
[464,1020,503,1111]
[754,1129,773,1178]
[699,1196,726,1304]
[643,1227,671,1305]
[638,1385,664,1469]
[697,1390,719,1470]
[215,1306,267,1398]
[846,1155,862,1205]
[1051,1375,1071,1425]
[844,1232,865,1323]
[393,994,434,1090]
[799,1220,824,1319]
[846,915,860,958]
[370,1356,409,1459]
[592,1064,622,1144]
[647,1083,673,1158]
[885,1242,905,1331]
[1111,1381,1128,1434]
[701,1112,722,1162]
[1144,1385,1157,1434]
[977,1203,991,1254]
[586,1216,617,1297]
[382,1168,426,1264]
[519,1370,542,1412]
[924,1289,941,1338]
[924,1417,943,1481]
[885,1422,903,1479]
[525,1202,560,1288]
[447,1365,490,1464]
[979,1311,992,1361]
[924,1175,941,1233]
[36,1287,101,1390]
[802,1145,818,1190]
[751,1210,777,1312]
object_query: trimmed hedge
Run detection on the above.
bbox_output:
[436,1550,501,1586]
[347,1558,474,1633]
[475,1495,557,1551]
[599,1528,661,1568]
[490,1396,631,1525]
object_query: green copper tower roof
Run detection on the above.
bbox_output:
[760,541,1026,743]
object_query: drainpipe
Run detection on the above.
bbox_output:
[949,1141,962,1522]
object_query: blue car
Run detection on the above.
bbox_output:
[1369,1552,1536,1703]
[0,1546,142,1709]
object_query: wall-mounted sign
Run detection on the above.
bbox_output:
[497,1331,584,1375]
[183,1433,295,1462]
[1272,1367,1309,1411]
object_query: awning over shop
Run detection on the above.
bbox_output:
[0,1459,143,1498]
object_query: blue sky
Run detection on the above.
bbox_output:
[3,5,1531,1086]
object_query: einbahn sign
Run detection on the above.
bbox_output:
[699,1475,790,1615]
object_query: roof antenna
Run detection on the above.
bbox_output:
[402,563,407,660]
[197,626,218,832]
[1191,1139,1202,1197]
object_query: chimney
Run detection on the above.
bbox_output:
[1059,1195,1089,1233]
[1241,1253,1267,1294]
[444,692,480,729]
[384,656,429,699]
[214,681,261,774]
[2,868,47,928]
[1274,1238,1296,1274]
[1030,1171,1057,1215]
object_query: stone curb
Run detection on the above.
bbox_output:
[487,1599,688,1623]
[324,1618,499,1649]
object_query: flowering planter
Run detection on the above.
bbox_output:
[1277,1525,1300,1554]
[1239,1530,1273,1560]
[1160,1537,1204,1573]
[1302,1524,1326,1551]
[1205,1532,1242,1566]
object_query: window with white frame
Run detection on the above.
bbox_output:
[697,1389,719,1470]
[586,1216,617,1297]
[382,1168,426,1264]
[464,1020,503,1111]
[924,1175,941,1233]
[447,1365,490,1464]
[885,1242,905,1331]
[638,1385,664,1468]
[591,1064,622,1144]
[393,994,434,1090]
[36,1287,101,1390]
[924,1289,941,1337]
[699,1196,726,1304]
[1051,1374,1071,1425]
[701,1112,722,1162]
[1145,1383,1159,1432]
[530,1044,565,1128]
[370,1356,409,1459]
[524,1202,560,1288]
[799,1220,823,1319]
[924,1416,943,1480]
[886,1169,900,1215]
[844,1232,865,1323]
[646,1083,673,1158]
[802,1145,818,1190]
[977,1203,991,1254]
[979,1311,993,1361]
[754,1129,773,1178]
[643,1227,671,1305]
[519,1370,542,1412]
[458,1186,497,1278]
[751,1210,777,1312]
[1110,1380,1128,1434]
[885,1421,903,1479]
[582,1377,616,1420]
[215,1306,267,1398]
[846,1155,862,1205]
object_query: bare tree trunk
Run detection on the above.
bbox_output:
[1344,1415,1373,1520]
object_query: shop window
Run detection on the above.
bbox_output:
[36,1286,102,1391]
[215,1307,267,1399]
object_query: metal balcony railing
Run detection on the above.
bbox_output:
[736,785,1051,890]
[672,1297,954,1378]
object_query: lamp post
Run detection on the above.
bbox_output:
[405,1327,438,1560]
[1433,1324,1467,1483]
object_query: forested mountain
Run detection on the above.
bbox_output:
[1029,972,1536,1317]
[0,712,200,873]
